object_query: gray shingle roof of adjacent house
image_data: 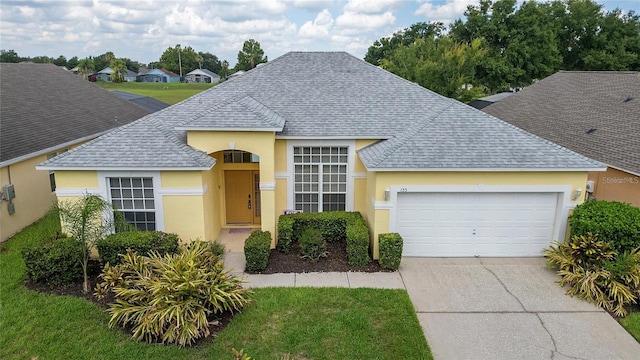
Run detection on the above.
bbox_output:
[0,63,150,166]
[483,71,640,175]
[41,52,604,171]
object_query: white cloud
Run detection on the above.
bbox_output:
[414,0,476,23]
[344,0,404,14]
[335,11,395,30]
[287,0,334,11]
[299,9,333,38]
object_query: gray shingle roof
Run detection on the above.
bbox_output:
[483,71,640,175]
[111,91,170,113]
[0,63,149,165]
[41,52,604,171]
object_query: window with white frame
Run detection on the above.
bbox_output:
[108,177,156,231]
[293,146,347,212]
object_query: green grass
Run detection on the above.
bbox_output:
[620,312,640,343]
[0,212,432,360]
[96,82,215,104]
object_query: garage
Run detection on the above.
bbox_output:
[396,192,559,257]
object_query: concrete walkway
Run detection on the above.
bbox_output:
[223,253,640,360]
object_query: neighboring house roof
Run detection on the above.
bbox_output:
[468,92,514,110]
[138,67,149,75]
[148,68,180,77]
[187,69,219,78]
[111,91,171,113]
[98,67,114,74]
[483,71,640,175]
[124,69,137,78]
[41,52,603,172]
[0,63,150,166]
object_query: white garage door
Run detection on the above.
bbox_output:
[397,192,559,257]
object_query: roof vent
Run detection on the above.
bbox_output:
[623,96,634,103]
[586,128,597,134]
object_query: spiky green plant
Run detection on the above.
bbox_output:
[545,233,640,316]
[95,241,250,346]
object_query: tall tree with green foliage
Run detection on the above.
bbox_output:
[0,49,21,63]
[235,39,267,71]
[381,36,489,102]
[66,56,79,69]
[365,22,445,66]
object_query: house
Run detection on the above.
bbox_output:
[483,71,640,207]
[0,63,150,241]
[136,68,180,83]
[468,92,514,110]
[185,69,220,83]
[38,52,604,258]
[97,67,137,82]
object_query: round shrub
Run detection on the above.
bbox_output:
[569,200,640,253]
[379,233,403,270]
[244,230,271,272]
[21,234,84,286]
[299,227,328,262]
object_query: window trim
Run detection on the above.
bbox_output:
[286,140,356,212]
[98,171,165,231]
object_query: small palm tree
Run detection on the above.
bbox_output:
[109,59,128,82]
[77,58,94,80]
[56,194,114,293]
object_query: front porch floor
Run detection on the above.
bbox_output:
[217,227,257,252]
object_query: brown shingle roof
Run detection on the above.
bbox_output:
[0,63,149,164]
[483,71,640,175]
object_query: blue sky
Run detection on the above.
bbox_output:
[1,0,638,67]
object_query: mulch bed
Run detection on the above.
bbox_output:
[253,240,387,274]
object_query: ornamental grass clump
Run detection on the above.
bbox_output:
[545,233,640,316]
[95,241,250,346]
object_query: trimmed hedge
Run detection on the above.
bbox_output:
[569,200,640,253]
[300,227,328,261]
[244,230,272,272]
[378,233,403,270]
[22,234,84,285]
[96,231,180,266]
[277,211,371,266]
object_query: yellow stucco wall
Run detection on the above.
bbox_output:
[202,168,220,241]
[161,171,202,188]
[1,156,59,241]
[162,196,205,243]
[365,171,589,258]
[274,140,287,172]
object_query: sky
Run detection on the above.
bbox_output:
[1,0,638,67]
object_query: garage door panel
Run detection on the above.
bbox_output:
[397,192,558,257]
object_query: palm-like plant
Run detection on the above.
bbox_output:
[109,58,128,82]
[56,194,113,293]
[77,58,94,80]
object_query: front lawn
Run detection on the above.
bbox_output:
[96,82,215,104]
[0,213,431,359]
[620,312,640,343]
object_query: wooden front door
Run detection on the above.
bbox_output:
[225,170,260,224]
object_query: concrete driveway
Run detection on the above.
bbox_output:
[399,257,640,360]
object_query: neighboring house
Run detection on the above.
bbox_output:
[185,69,220,83]
[0,63,150,241]
[110,91,170,113]
[468,92,514,110]
[97,67,137,82]
[39,52,604,258]
[136,68,180,83]
[483,71,640,207]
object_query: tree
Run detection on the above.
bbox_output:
[0,49,21,63]
[109,58,128,82]
[381,35,489,102]
[220,60,230,80]
[93,51,116,71]
[235,39,267,71]
[364,22,445,66]
[77,57,95,80]
[56,195,114,294]
[198,51,223,74]
[66,56,79,69]
[53,55,67,67]
[157,44,199,76]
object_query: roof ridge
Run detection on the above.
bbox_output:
[237,95,285,128]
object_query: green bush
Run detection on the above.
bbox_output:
[345,213,371,266]
[379,233,403,270]
[96,231,180,266]
[22,234,84,286]
[299,228,328,262]
[244,230,272,272]
[277,211,371,266]
[545,233,640,316]
[570,200,640,253]
[95,241,249,346]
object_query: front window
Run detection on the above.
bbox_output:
[294,146,347,212]
[109,177,156,231]
[223,150,259,163]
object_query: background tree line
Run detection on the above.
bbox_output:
[0,39,267,80]
[366,0,640,101]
